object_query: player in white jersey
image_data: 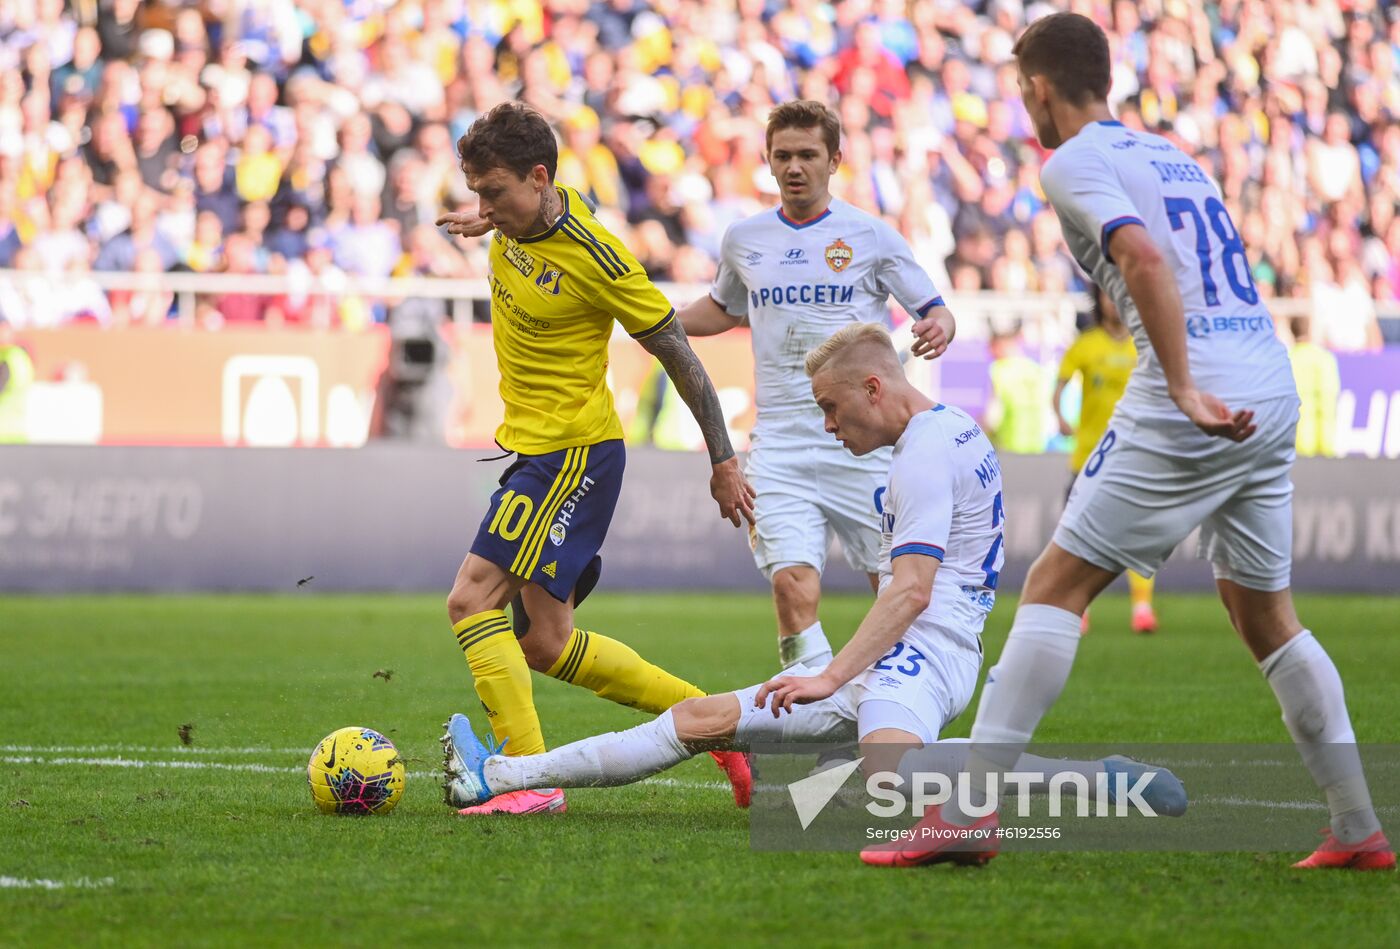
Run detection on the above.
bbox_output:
[897,13,1390,872]
[442,325,1187,856]
[678,100,956,670]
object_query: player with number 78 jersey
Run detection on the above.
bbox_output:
[914,12,1390,873]
[1042,121,1295,423]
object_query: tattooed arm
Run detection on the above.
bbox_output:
[638,319,756,527]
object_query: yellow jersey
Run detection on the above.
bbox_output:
[1058,327,1137,471]
[486,184,675,454]
[1290,341,1339,457]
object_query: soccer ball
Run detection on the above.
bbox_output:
[307,726,406,815]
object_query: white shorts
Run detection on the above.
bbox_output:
[1055,396,1300,592]
[732,635,981,747]
[745,441,887,579]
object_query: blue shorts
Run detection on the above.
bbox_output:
[470,439,624,603]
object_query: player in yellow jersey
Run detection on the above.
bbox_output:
[1052,287,1158,634]
[1287,317,1340,458]
[434,102,756,814]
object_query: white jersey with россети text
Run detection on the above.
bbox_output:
[710,199,945,442]
[1040,121,1295,422]
[877,404,1004,656]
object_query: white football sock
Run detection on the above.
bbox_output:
[1260,630,1381,844]
[780,620,833,669]
[483,711,690,794]
[945,604,1082,825]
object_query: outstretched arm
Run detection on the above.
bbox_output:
[637,319,756,527]
[755,553,939,715]
[677,294,746,337]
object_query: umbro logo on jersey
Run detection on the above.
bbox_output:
[745,251,763,263]
[825,238,853,273]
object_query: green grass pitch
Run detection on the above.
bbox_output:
[2,592,1396,947]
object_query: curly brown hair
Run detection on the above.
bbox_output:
[456,101,558,181]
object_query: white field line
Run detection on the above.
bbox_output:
[1194,795,1326,811]
[0,876,114,890]
[2,755,304,774]
[10,755,1396,814]
[0,745,308,755]
[0,755,732,788]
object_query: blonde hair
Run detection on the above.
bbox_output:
[804,323,899,378]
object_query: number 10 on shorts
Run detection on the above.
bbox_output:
[488,490,534,541]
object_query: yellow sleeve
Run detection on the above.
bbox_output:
[581,241,675,339]
[557,187,675,338]
[602,277,675,339]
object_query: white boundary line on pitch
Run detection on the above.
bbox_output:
[0,876,115,890]
[8,757,1395,814]
[0,744,308,755]
[2,755,304,774]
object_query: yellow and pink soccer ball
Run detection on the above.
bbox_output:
[307,726,406,815]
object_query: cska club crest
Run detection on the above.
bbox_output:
[825,238,853,273]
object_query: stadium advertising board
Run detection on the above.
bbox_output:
[0,448,1396,593]
[11,327,1400,458]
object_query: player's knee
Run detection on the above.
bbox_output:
[446,584,503,625]
[672,695,738,748]
[772,567,819,622]
[446,561,515,624]
[518,616,571,672]
[445,586,475,625]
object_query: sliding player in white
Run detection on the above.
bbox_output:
[900,13,1391,871]
[442,325,1185,860]
[677,100,955,670]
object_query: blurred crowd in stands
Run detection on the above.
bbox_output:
[0,0,1396,350]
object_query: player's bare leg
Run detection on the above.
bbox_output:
[1217,580,1392,870]
[772,565,834,668]
[513,583,575,672]
[512,582,752,806]
[447,552,520,623]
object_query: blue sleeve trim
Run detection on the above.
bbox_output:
[708,292,744,318]
[630,308,676,340]
[891,543,945,561]
[916,296,946,316]
[1100,216,1145,263]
